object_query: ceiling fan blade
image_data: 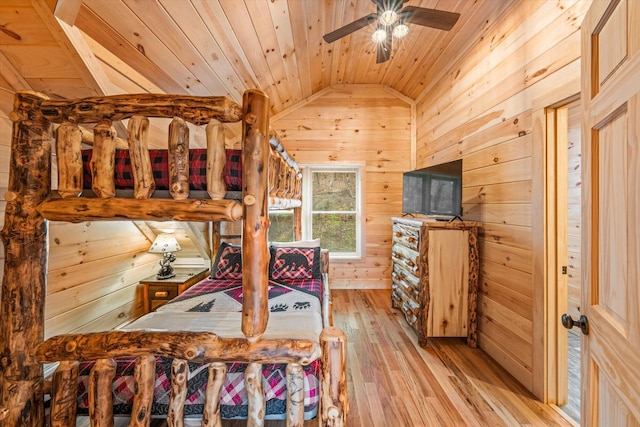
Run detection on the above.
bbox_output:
[323,13,378,43]
[376,29,392,64]
[400,6,460,31]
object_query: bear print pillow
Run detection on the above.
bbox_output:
[269,246,321,280]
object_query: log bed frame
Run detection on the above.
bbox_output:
[0,89,348,427]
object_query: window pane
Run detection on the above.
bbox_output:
[312,172,356,211]
[312,213,356,252]
[268,212,294,242]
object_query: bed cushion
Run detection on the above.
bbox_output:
[81,149,242,191]
[269,246,321,280]
[211,242,242,279]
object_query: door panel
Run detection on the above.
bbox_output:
[582,0,640,425]
[598,369,640,427]
[597,0,627,87]
[596,111,628,328]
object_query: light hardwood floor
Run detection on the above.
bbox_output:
[96,289,575,427]
[224,289,572,426]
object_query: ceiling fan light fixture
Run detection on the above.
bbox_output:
[379,10,398,26]
[392,23,409,39]
[372,28,387,43]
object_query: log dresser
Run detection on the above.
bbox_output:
[391,217,480,347]
[141,267,210,313]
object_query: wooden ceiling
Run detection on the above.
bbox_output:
[0,0,507,120]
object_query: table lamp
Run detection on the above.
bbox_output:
[148,234,182,279]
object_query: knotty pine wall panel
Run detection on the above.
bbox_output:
[272,85,412,288]
[45,220,158,338]
[414,0,589,393]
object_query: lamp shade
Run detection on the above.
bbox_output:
[148,234,182,254]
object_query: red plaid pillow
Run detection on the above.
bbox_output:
[269,247,321,280]
[211,242,242,279]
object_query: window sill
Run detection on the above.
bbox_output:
[328,253,363,262]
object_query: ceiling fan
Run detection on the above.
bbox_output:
[323,0,460,64]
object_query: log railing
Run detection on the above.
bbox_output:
[34,328,347,427]
[37,93,301,221]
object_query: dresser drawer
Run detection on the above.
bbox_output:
[391,242,419,277]
[392,223,420,251]
[392,263,420,300]
[148,285,179,301]
[391,285,420,330]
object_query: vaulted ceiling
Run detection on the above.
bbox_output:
[0,0,513,255]
[1,0,507,122]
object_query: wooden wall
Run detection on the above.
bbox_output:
[272,84,413,289]
[414,0,591,393]
[44,221,156,339]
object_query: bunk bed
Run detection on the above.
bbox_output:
[0,90,348,427]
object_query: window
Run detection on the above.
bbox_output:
[269,211,295,242]
[269,165,363,259]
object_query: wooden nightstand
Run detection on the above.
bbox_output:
[141,267,210,313]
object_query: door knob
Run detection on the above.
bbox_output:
[561,313,589,336]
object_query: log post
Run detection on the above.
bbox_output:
[285,167,293,199]
[319,327,348,427]
[277,158,287,198]
[49,361,79,427]
[293,204,302,241]
[241,89,270,339]
[210,221,221,258]
[271,157,281,198]
[56,121,83,198]
[202,362,226,427]
[245,362,265,427]
[286,363,305,427]
[294,173,302,199]
[129,355,155,427]
[88,358,116,427]
[167,359,188,427]
[127,115,155,199]
[267,147,276,195]
[168,117,190,200]
[206,119,227,199]
[0,91,51,427]
[91,120,117,198]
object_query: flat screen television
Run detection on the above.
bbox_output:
[402,159,462,219]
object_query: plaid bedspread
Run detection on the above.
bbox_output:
[77,277,323,419]
[81,149,242,192]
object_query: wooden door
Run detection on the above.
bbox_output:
[581,0,640,425]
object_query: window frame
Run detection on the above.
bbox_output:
[300,164,364,260]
